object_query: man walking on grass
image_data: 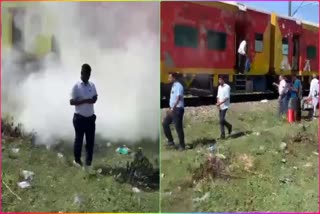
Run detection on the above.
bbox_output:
[216,76,232,139]
[70,63,98,171]
[162,72,185,151]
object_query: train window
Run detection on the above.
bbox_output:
[254,33,263,52]
[207,30,227,50]
[282,38,289,55]
[306,46,316,59]
[174,25,198,48]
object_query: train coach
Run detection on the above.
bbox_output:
[2,2,55,59]
[160,1,319,100]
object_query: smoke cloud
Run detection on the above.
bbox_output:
[2,2,160,145]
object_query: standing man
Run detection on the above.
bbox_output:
[289,73,302,121]
[273,75,289,118]
[308,73,319,118]
[70,63,98,170]
[216,76,232,139]
[237,38,247,74]
[162,72,185,151]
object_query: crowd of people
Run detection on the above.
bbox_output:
[274,73,319,121]
[162,72,319,151]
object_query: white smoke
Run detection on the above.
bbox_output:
[2,2,160,145]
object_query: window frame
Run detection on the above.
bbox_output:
[281,37,289,56]
[306,45,317,59]
[206,30,227,51]
[254,33,263,53]
[173,24,199,49]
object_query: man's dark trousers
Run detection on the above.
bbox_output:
[73,113,96,166]
[162,108,185,148]
[219,109,232,137]
[238,54,246,74]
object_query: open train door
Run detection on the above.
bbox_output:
[292,34,300,72]
[234,4,247,72]
[10,7,25,51]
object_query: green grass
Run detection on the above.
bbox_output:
[2,136,159,212]
[160,101,318,212]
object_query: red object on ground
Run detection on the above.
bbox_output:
[288,109,295,123]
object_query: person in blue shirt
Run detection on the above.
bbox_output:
[289,73,302,121]
[162,72,185,151]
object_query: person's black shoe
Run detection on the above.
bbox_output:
[220,135,226,140]
[228,125,233,135]
[176,145,185,151]
[166,141,175,148]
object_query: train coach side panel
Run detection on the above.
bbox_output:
[244,9,271,75]
[161,1,236,84]
[300,24,318,75]
[2,2,53,58]
[273,16,302,75]
[2,8,13,55]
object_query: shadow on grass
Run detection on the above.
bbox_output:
[228,131,253,139]
[188,131,253,149]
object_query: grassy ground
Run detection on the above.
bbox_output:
[160,100,318,212]
[2,132,159,212]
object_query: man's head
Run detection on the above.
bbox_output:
[218,76,225,85]
[81,63,91,83]
[291,73,297,81]
[312,73,318,79]
[279,74,284,81]
[168,72,178,83]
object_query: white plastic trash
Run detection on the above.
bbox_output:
[18,181,31,189]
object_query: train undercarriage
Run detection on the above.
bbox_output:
[161,73,312,101]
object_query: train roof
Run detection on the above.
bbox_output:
[219,1,271,15]
[301,20,319,28]
[220,1,319,27]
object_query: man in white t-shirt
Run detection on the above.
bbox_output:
[273,75,289,118]
[70,64,98,169]
[308,73,319,118]
[237,39,247,74]
[216,76,232,139]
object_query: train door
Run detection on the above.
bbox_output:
[235,22,246,70]
[292,34,300,72]
[11,8,25,51]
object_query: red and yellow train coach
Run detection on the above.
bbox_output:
[271,14,318,88]
[160,1,319,99]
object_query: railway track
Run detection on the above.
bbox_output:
[161,91,278,109]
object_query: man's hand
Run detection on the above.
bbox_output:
[84,95,98,104]
[70,98,94,106]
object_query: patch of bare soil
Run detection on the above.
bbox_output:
[288,132,315,144]
[191,154,229,182]
[237,154,254,171]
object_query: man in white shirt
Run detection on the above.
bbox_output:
[70,64,98,169]
[273,75,289,118]
[216,76,232,139]
[237,39,247,74]
[308,73,319,118]
[162,72,185,151]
